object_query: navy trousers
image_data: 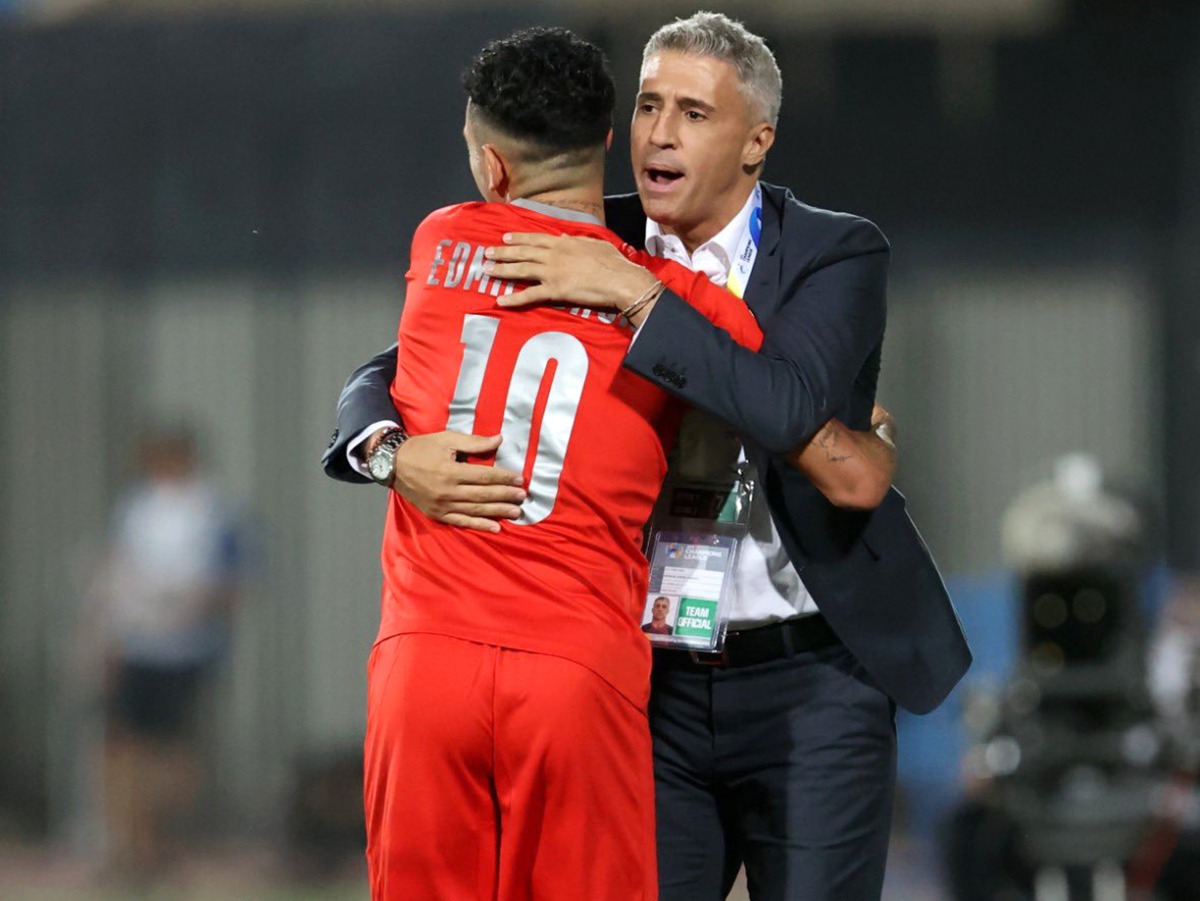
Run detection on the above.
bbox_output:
[650,640,897,900]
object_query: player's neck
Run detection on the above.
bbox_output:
[520,190,605,224]
[510,158,606,223]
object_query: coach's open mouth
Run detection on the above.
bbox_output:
[644,166,684,186]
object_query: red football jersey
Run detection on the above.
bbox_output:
[379,201,762,705]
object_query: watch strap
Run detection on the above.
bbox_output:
[367,427,408,485]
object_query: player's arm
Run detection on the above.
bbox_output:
[651,258,763,351]
[322,342,527,532]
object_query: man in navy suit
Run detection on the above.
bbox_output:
[323,13,970,899]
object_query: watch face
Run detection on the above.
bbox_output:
[368,446,394,483]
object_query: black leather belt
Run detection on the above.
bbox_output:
[654,614,839,669]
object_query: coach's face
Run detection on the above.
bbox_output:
[632,50,774,250]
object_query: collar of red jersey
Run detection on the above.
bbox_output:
[511,197,603,227]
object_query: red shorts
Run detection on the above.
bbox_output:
[363,633,657,901]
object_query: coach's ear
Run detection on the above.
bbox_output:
[605,128,613,151]
[482,143,511,202]
[742,122,774,174]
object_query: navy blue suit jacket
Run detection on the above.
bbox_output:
[322,183,971,714]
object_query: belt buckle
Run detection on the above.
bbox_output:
[689,647,729,666]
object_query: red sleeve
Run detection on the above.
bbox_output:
[645,258,763,351]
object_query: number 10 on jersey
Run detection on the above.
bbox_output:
[446,314,589,526]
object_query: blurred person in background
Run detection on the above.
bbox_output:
[326,12,967,900]
[85,423,243,883]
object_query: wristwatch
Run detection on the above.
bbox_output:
[366,428,408,486]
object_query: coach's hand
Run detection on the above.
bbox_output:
[392,432,526,533]
[485,233,660,320]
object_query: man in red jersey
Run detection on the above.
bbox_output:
[364,30,758,901]
[362,28,893,901]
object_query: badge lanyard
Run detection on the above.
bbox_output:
[724,182,762,302]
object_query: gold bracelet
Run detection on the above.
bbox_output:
[619,280,666,322]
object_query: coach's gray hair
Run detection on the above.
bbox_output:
[641,11,782,126]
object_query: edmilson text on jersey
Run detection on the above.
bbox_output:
[426,239,517,297]
[425,237,634,331]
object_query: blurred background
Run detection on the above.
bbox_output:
[2,0,1200,899]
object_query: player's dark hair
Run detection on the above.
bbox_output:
[462,27,614,158]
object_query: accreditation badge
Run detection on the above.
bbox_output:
[640,464,754,651]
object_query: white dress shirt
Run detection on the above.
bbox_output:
[645,187,819,628]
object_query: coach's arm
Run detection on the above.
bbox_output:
[485,214,888,455]
[321,343,402,483]
[625,219,888,453]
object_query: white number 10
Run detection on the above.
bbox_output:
[446,314,588,525]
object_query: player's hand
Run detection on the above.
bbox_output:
[484,233,659,310]
[391,432,526,533]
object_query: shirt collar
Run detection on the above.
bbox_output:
[511,197,603,226]
[644,183,759,279]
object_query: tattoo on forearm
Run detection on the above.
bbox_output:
[817,424,852,463]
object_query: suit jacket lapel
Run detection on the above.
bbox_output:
[743,185,783,322]
[603,193,648,248]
